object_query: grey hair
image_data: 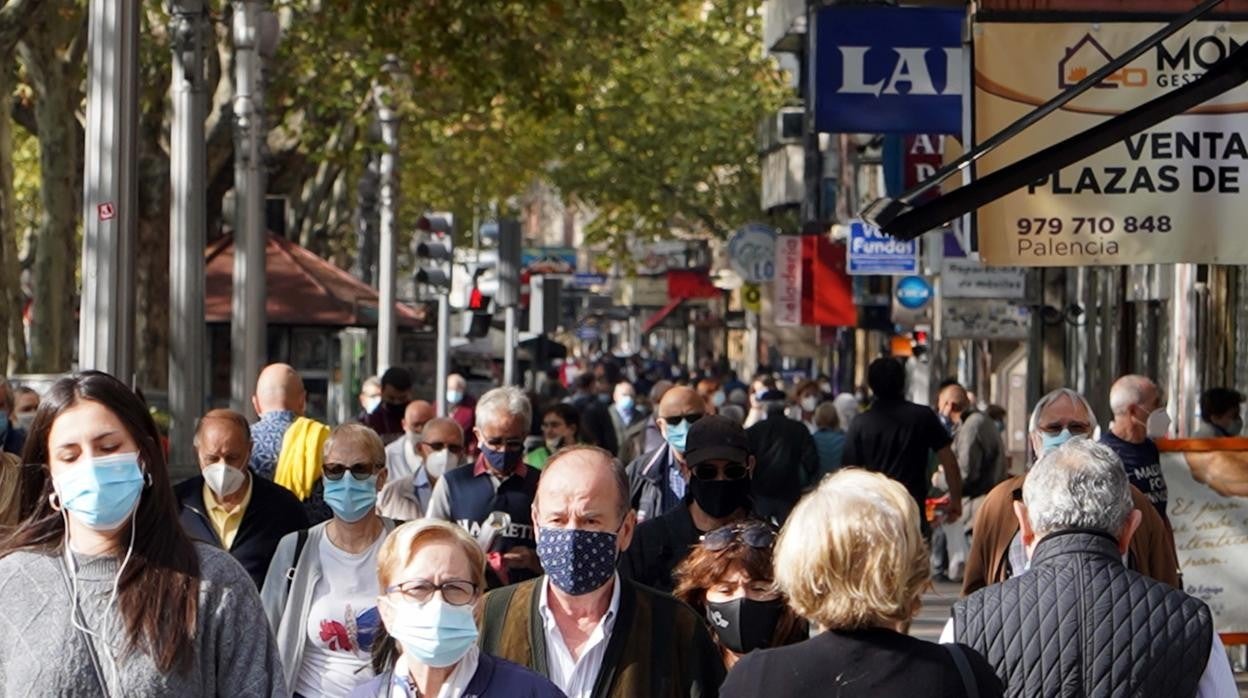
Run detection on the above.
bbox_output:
[1028,388,1097,436]
[1023,437,1133,539]
[1109,375,1154,416]
[475,386,532,431]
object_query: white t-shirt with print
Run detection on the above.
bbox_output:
[293,532,384,698]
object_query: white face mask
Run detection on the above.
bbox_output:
[1145,408,1171,439]
[203,461,246,497]
[800,395,819,413]
[424,449,459,479]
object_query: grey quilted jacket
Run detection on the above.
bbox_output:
[953,529,1211,698]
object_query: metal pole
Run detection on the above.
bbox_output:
[375,64,399,375]
[435,296,450,415]
[79,0,139,380]
[504,305,517,385]
[231,0,267,416]
[801,0,821,225]
[169,0,207,475]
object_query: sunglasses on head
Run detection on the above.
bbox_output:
[700,521,777,551]
[323,462,381,481]
[661,413,704,427]
[692,462,749,481]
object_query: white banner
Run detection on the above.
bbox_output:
[940,298,1030,340]
[941,260,1027,300]
[775,236,803,326]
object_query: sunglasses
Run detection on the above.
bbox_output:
[692,462,749,481]
[385,579,478,607]
[422,441,464,455]
[660,413,704,427]
[1038,421,1092,436]
[323,461,382,481]
[700,521,777,551]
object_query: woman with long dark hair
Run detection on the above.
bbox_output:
[0,371,285,696]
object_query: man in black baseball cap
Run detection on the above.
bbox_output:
[621,415,756,592]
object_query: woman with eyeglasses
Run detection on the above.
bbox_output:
[721,469,1004,698]
[261,423,396,698]
[524,404,581,471]
[0,371,285,696]
[672,519,808,670]
[348,519,565,698]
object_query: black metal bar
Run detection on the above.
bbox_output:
[879,41,1248,240]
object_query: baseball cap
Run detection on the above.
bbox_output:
[685,415,750,467]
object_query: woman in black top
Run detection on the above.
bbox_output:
[721,469,1004,698]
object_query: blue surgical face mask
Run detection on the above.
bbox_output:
[664,419,691,453]
[53,452,146,531]
[616,395,635,413]
[1039,428,1074,454]
[385,596,479,668]
[323,473,378,522]
[446,390,463,406]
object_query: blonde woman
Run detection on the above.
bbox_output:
[349,520,564,698]
[721,469,1004,698]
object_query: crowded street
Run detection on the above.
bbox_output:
[2,0,1248,696]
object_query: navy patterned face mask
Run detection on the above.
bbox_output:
[536,526,620,596]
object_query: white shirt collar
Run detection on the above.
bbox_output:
[538,572,622,630]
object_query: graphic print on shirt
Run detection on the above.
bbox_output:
[318,604,381,653]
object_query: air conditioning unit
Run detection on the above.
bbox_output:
[757,106,804,154]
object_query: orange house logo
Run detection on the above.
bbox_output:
[1058,34,1148,89]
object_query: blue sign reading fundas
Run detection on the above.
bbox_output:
[848,220,919,276]
[815,6,964,134]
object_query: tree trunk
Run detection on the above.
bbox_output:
[0,68,16,373]
[18,6,81,373]
[134,125,171,390]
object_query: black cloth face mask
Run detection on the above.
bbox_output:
[689,477,751,519]
[705,597,784,654]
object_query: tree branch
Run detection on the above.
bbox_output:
[0,0,45,53]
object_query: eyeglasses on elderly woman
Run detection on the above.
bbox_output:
[385,578,478,606]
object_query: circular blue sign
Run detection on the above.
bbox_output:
[895,276,933,310]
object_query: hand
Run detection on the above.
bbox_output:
[503,547,542,572]
[944,498,962,524]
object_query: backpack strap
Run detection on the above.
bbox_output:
[285,528,309,598]
[945,643,980,698]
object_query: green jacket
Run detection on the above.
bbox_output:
[479,576,724,698]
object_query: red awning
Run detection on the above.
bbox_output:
[205,233,425,327]
[642,297,685,335]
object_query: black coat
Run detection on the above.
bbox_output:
[744,413,819,523]
[175,474,310,589]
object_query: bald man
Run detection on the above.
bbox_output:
[624,385,706,523]
[1103,374,1171,520]
[248,363,332,523]
[381,400,435,481]
[176,409,308,589]
[479,446,725,698]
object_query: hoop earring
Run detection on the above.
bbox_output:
[48,492,62,512]
[143,471,153,488]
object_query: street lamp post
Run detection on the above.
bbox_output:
[79,0,139,380]
[169,0,208,475]
[375,56,400,375]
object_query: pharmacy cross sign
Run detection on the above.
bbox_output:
[98,202,116,221]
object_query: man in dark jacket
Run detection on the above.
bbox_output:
[622,415,755,592]
[944,438,1234,697]
[744,390,819,523]
[362,366,415,444]
[176,409,309,589]
[624,386,706,523]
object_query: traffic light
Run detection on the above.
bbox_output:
[414,213,454,293]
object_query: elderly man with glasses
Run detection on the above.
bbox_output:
[425,387,543,588]
[960,388,1180,595]
[622,415,756,593]
[378,417,466,522]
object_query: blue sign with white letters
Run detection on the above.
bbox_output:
[815,6,964,134]
[895,276,933,310]
[848,220,919,276]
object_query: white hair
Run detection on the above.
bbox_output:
[1108,375,1153,416]
[1028,388,1096,436]
[1023,438,1133,539]
[475,386,532,431]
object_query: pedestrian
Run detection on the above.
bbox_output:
[13,385,39,432]
[622,415,756,592]
[362,367,415,445]
[672,519,807,669]
[721,469,1002,698]
[1102,374,1172,521]
[792,380,822,433]
[945,438,1234,697]
[932,383,1007,582]
[261,423,395,697]
[0,377,27,455]
[249,363,332,523]
[1194,387,1244,438]
[445,373,477,449]
[696,377,723,416]
[811,401,845,477]
[0,452,18,529]
[624,386,706,523]
[526,403,581,470]
[176,409,309,589]
[639,379,673,454]
[381,400,435,481]
[832,392,859,433]
[842,358,963,532]
[425,386,542,588]
[608,381,647,464]
[377,417,465,522]
[744,389,819,523]
[478,446,725,698]
[357,376,382,421]
[961,388,1179,595]
[0,371,286,696]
